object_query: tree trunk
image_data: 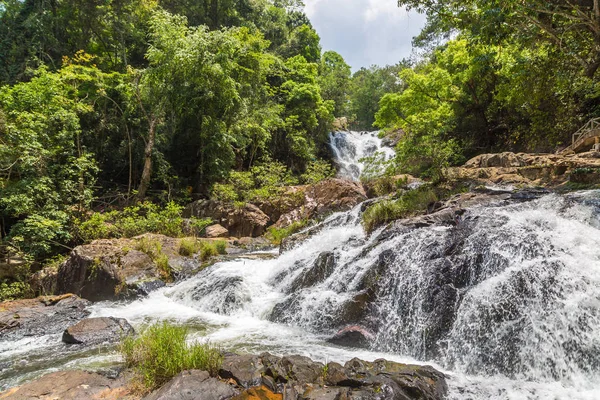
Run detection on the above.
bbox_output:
[137,117,157,202]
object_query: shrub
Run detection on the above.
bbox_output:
[135,237,163,260]
[77,212,112,242]
[121,321,222,393]
[179,238,201,257]
[188,217,213,237]
[0,281,32,302]
[301,160,335,184]
[214,240,227,255]
[267,219,309,245]
[135,237,172,281]
[199,242,218,261]
[362,186,439,233]
[361,200,406,233]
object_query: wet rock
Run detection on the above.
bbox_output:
[327,326,375,349]
[0,370,129,399]
[0,294,90,341]
[136,279,166,296]
[143,370,238,400]
[288,252,336,292]
[323,362,360,388]
[206,224,230,238]
[370,359,448,400]
[62,317,134,345]
[300,386,349,400]
[274,355,325,386]
[219,354,265,388]
[184,200,270,238]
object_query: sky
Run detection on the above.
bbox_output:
[304,0,426,71]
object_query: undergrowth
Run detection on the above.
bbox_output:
[121,321,222,394]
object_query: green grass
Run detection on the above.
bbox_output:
[199,242,218,261]
[267,219,309,245]
[214,240,227,255]
[362,186,439,233]
[135,237,172,281]
[178,238,202,256]
[121,321,222,394]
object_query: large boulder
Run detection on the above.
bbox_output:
[54,234,185,302]
[276,179,367,228]
[327,325,375,349]
[143,370,239,400]
[288,251,336,292]
[219,354,265,388]
[0,370,129,399]
[0,294,90,341]
[206,224,230,238]
[184,200,270,238]
[62,317,134,345]
[56,243,157,302]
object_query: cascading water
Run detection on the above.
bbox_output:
[2,133,600,400]
[329,131,395,180]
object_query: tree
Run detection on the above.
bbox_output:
[319,51,351,117]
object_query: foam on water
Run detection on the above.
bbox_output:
[329,131,395,180]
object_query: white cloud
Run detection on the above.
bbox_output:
[303,0,426,70]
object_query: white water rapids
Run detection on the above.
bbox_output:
[2,132,600,400]
[329,131,395,180]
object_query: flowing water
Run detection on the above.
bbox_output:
[2,132,600,400]
[329,131,395,180]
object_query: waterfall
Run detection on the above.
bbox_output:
[80,190,600,399]
[328,131,395,180]
[2,133,600,400]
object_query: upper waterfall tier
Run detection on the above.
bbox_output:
[329,131,395,181]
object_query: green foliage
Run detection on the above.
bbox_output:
[0,281,32,302]
[214,240,227,255]
[267,219,309,245]
[179,238,202,257]
[134,237,172,281]
[121,321,222,393]
[199,242,219,261]
[301,160,335,184]
[361,186,439,233]
[76,202,184,242]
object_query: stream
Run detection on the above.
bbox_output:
[2,131,600,400]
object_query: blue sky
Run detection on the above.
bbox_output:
[304,0,426,71]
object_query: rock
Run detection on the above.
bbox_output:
[219,354,265,388]
[300,386,349,400]
[271,355,324,386]
[184,200,270,238]
[62,317,134,345]
[231,385,282,400]
[206,224,230,238]
[288,252,336,292]
[327,326,375,348]
[0,294,90,341]
[143,370,238,400]
[55,235,180,302]
[275,179,367,228]
[332,117,348,131]
[0,370,129,399]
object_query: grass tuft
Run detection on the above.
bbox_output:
[121,321,222,394]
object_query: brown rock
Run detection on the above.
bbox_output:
[184,200,270,238]
[206,224,230,238]
[231,385,282,400]
[327,326,375,349]
[0,370,130,400]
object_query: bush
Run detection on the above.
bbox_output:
[214,240,227,255]
[135,237,172,281]
[362,186,439,233]
[135,237,163,260]
[0,281,32,302]
[76,202,185,242]
[199,242,218,261]
[267,219,309,245]
[301,160,335,184]
[179,238,201,256]
[361,200,406,233]
[121,321,222,393]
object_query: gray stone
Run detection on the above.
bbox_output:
[62,317,134,345]
[143,370,238,400]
